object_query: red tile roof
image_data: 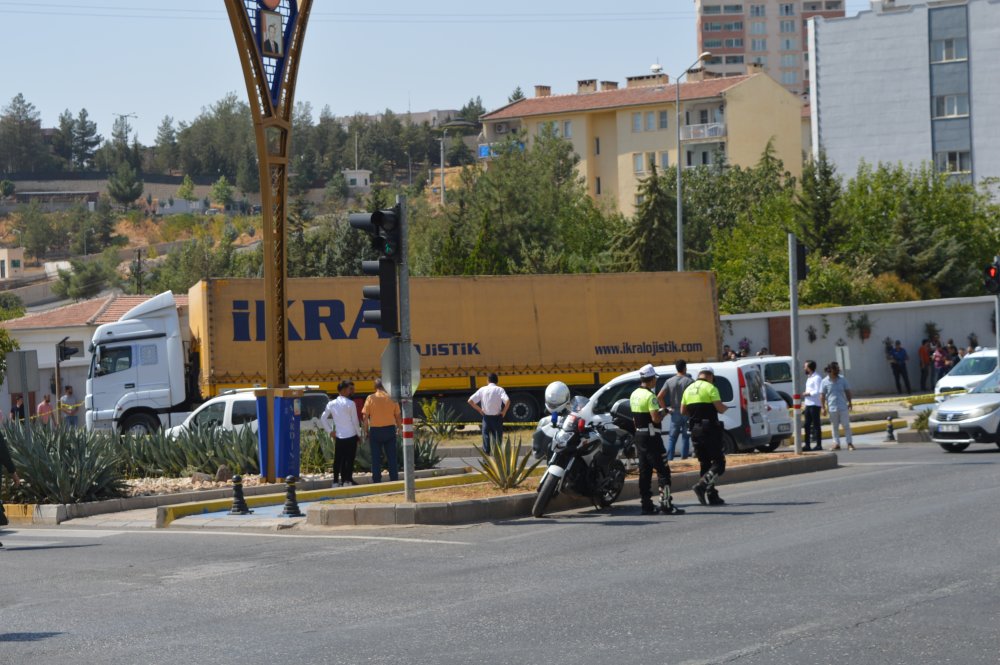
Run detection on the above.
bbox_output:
[2,293,189,331]
[482,75,753,121]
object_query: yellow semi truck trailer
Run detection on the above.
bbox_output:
[87,273,721,434]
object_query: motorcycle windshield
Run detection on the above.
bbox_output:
[553,429,575,451]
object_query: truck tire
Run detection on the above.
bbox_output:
[121,413,160,436]
[532,473,559,518]
[507,392,539,423]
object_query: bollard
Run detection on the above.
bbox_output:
[229,474,253,515]
[280,475,305,518]
[884,417,896,442]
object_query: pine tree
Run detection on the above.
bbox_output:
[107,162,143,208]
[795,149,843,257]
[613,163,677,271]
[52,110,76,169]
[72,108,102,170]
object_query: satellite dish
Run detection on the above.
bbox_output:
[650,63,663,75]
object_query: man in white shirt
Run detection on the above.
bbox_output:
[468,372,509,454]
[802,360,823,451]
[320,380,361,486]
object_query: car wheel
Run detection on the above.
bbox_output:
[757,437,782,453]
[121,412,160,436]
[938,442,969,453]
[723,431,740,455]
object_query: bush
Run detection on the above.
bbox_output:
[475,435,540,490]
[119,425,259,477]
[3,422,126,504]
[300,429,335,474]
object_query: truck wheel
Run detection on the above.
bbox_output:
[507,393,539,423]
[121,413,159,436]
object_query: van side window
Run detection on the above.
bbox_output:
[713,377,734,402]
[764,362,792,383]
[98,346,133,376]
[231,401,258,426]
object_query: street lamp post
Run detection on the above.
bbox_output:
[675,51,712,272]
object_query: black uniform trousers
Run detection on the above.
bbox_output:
[635,429,671,510]
[692,421,726,480]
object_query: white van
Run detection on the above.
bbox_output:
[736,356,794,400]
[935,348,998,401]
[579,361,771,452]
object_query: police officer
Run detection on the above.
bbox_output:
[629,364,684,516]
[681,366,729,506]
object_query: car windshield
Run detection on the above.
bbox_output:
[971,370,1000,394]
[948,355,997,377]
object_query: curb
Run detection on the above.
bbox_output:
[307,453,839,527]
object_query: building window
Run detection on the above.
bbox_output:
[11,259,20,268]
[660,152,669,169]
[704,22,722,31]
[659,110,669,129]
[934,94,970,118]
[633,153,644,173]
[705,56,724,65]
[750,21,767,34]
[645,111,656,132]
[781,54,798,67]
[703,5,722,14]
[781,70,798,85]
[750,4,766,16]
[931,37,969,63]
[781,38,796,50]
[632,112,642,132]
[704,39,723,48]
[724,38,744,48]
[686,150,693,167]
[646,152,656,171]
[780,19,796,33]
[751,38,767,51]
[752,55,768,66]
[723,4,744,13]
[935,151,971,174]
[563,120,572,138]
[725,55,745,64]
[779,3,795,16]
[723,21,743,30]
[595,137,600,155]
[595,177,602,195]
[825,1,842,9]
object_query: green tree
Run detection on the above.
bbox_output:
[143,237,239,294]
[458,96,486,125]
[18,202,55,259]
[446,136,474,167]
[794,149,844,258]
[71,109,102,170]
[0,327,19,381]
[52,253,120,300]
[107,161,144,208]
[0,179,13,198]
[0,292,25,320]
[177,173,197,202]
[613,163,677,271]
[52,109,76,169]
[508,86,525,103]
[235,146,259,196]
[175,93,253,179]
[153,116,179,173]
[0,93,50,174]
[210,175,235,209]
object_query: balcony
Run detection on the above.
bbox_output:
[680,122,727,141]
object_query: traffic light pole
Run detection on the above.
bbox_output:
[397,194,416,502]
[788,234,802,455]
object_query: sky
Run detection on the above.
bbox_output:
[5,0,872,144]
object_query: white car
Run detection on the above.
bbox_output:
[935,348,997,401]
[762,381,792,451]
[165,390,329,438]
[929,370,1000,452]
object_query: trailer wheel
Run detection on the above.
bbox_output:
[121,413,160,436]
[507,393,539,423]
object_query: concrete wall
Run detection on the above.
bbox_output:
[722,296,996,394]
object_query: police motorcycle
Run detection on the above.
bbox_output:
[530,383,632,518]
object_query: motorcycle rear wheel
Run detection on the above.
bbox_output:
[594,460,626,509]
[532,473,559,518]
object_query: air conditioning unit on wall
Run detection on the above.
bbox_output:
[495,122,508,134]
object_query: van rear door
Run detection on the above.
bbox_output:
[739,367,770,444]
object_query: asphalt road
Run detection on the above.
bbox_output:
[3,440,998,665]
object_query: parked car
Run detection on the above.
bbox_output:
[579,361,771,452]
[737,356,794,401]
[762,381,793,452]
[164,389,329,438]
[935,348,997,401]
[929,369,1000,452]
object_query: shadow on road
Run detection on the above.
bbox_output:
[0,632,64,642]
[1,543,100,552]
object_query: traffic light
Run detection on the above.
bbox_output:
[985,261,1000,294]
[58,342,79,361]
[350,205,403,335]
[795,242,808,281]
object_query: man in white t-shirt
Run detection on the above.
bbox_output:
[320,380,361,486]
[468,373,509,454]
[802,360,823,451]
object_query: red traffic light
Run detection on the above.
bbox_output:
[988,265,999,279]
[985,263,1000,294]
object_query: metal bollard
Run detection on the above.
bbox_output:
[229,474,253,515]
[884,417,896,442]
[280,475,305,518]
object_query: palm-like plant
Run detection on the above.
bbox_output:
[475,435,540,490]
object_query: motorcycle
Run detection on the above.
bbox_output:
[531,398,633,518]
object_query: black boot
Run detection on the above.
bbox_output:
[693,483,708,506]
[660,487,685,515]
[640,504,660,515]
[707,488,726,506]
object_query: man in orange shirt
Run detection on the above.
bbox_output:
[918,339,933,392]
[362,379,402,483]
[36,394,54,426]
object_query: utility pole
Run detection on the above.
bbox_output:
[397,195,415,502]
[134,248,143,294]
[789,234,804,454]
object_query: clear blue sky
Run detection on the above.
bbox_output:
[5,0,872,144]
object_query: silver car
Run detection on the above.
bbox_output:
[929,369,1000,453]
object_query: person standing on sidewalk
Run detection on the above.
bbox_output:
[0,428,22,543]
[320,381,362,487]
[821,362,854,451]
[918,339,933,392]
[36,394,53,427]
[362,379,402,483]
[61,385,79,428]
[658,359,693,460]
[682,367,729,506]
[889,340,912,395]
[468,373,509,455]
[8,397,25,423]
[802,361,823,451]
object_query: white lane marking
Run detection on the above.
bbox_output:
[9,527,471,546]
[3,529,126,539]
[1,541,59,549]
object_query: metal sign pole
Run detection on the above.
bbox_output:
[398,194,416,502]
[789,233,803,454]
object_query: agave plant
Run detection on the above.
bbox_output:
[475,435,540,491]
[300,429,335,474]
[3,421,126,504]
[119,425,260,477]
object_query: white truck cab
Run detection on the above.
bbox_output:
[86,292,194,435]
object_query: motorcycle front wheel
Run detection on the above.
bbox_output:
[594,459,626,509]
[532,473,559,518]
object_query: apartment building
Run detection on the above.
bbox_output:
[694,1,846,98]
[480,73,802,215]
[809,0,1000,185]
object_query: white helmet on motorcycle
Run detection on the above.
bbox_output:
[544,381,572,414]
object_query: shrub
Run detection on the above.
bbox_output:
[912,409,930,432]
[119,425,259,477]
[475,435,540,490]
[3,422,126,504]
[417,398,460,441]
[300,429,335,474]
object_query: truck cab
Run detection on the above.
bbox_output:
[86,292,193,435]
